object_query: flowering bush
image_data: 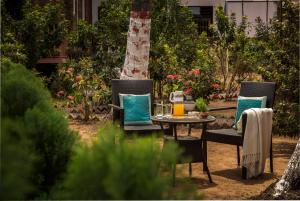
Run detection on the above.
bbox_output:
[56,58,109,121]
[165,67,219,101]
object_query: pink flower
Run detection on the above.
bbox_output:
[193,69,201,75]
[184,87,192,95]
[167,75,173,79]
[167,74,178,80]
[212,83,220,89]
[67,95,74,101]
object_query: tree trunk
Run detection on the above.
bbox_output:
[274,138,300,198]
[120,0,151,80]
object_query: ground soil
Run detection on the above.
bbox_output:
[68,100,298,200]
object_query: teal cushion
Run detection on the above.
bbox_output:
[235,96,267,124]
[119,94,152,125]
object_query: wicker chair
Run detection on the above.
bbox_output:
[201,81,276,178]
[109,79,170,135]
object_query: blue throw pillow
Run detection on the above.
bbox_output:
[235,96,267,124]
[119,94,152,125]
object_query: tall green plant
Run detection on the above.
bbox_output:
[255,0,299,136]
[211,7,255,95]
[1,59,76,198]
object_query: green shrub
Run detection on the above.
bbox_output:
[1,59,50,117]
[1,60,76,198]
[0,118,35,200]
[54,124,198,200]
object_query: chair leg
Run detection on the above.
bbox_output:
[203,140,208,172]
[270,138,274,173]
[189,163,192,177]
[203,157,213,183]
[188,124,192,136]
[237,146,240,166]
[242,166,247,179]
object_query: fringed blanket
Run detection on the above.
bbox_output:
[241,108,273,179]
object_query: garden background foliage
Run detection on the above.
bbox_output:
[254,0,299,135]
[1,0,298,136]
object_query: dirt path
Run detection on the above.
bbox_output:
[69,120,297,199]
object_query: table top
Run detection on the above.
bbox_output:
[151,115,216,124]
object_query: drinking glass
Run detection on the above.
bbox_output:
[164,103,172,118]
[155,102,164,118]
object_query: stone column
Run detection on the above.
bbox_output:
[120,0,151,80]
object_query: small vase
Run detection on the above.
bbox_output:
[200,112,209,118]
[184,101,195,112]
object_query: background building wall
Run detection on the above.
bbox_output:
[182,0,280,36]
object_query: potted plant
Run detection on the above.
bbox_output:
[195,97,209,118]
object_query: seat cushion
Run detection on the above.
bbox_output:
[119,93,152,125]
[203,129,243,145]
[124,124,170,135]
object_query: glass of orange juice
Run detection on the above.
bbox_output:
[172,103,184,116]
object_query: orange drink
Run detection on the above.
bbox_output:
[172,103,184,116]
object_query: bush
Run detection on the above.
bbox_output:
[0,118,35,200]
[254,0,299,136]
[1,60,76,198]
[54,124,199,200]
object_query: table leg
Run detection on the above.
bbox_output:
[202,123,208,172]
[173,124,178,140]
[188,124,192,136]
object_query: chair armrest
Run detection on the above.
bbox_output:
[208,106,237,111]
[108,104,124,128]
[108,104,123,110]
[241,113,248,141]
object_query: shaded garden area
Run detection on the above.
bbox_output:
[1,0,299,200]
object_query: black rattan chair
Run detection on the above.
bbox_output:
[109,79,170,135]
[201,81,276,179]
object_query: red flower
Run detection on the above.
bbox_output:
[184,87,192,95]
[167,75,178,80]
[67,95,74,101]
[75,75,82,82]
[212,83,220,89]
[193,69,201,75]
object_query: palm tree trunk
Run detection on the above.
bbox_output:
[120,0,151,80]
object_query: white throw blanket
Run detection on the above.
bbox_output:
[241,108,273,179]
